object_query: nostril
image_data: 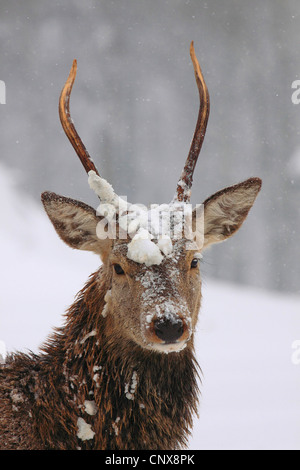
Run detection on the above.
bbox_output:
[154,317,184,343]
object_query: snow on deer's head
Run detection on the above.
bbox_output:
[42,43,261,354]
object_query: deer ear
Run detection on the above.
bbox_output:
[41,191,112,261]
[200,177,262,249]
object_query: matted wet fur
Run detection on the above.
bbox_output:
[0,268,199,450]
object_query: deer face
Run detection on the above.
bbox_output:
[42,174,261,354]
[41,42,262,354]
[41,192,203,353]
[106,239,202,353]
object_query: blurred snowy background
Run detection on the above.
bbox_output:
[1,0,300,450]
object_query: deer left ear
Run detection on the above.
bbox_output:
[198,177,262,249]
[41,191,112,261]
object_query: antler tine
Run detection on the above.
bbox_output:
[174,42,210,202]
[59,60,100,176]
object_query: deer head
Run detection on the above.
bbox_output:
[42,42,261,354]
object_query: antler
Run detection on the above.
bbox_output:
[59,60,100,176]
[174,42,210,202]
[59,48,208,198]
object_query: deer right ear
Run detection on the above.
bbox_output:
[201,177,262,249]
[41,191,112,261]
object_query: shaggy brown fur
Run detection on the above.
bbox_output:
[0,267,199,450]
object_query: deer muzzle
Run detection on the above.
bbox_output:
[144,311,191,353]
[154,317,184,343]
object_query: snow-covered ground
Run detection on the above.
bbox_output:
[190,282,300,450]
[1,164,300,450]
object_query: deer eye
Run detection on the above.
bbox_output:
[191,258,199,269]
[114,264,125,275]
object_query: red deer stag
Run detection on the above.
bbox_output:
[0,43,261,450]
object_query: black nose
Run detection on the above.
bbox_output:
[154,317,184,343]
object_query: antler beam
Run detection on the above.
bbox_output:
[59,59,100,176]
[174,41,210,202]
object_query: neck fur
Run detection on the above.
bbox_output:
[40,268,200,449]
